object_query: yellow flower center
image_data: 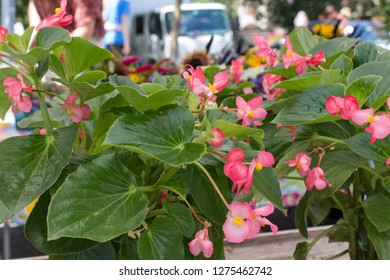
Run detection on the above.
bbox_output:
[233,216,244,226]
[368,115,374,123]
[208,84,217,93]
[248,111,255,119]
[260,57,267,64]
[297,163,303,169]
[55,7,62,14]
[256,163,263,171]
[66,109,74,115]
[286,50,292,57]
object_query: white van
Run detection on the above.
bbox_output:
[130,3,233,62]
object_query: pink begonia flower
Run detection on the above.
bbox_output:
[3,73,33,97]
[282,36,308,74]
[122,56,139,66]
[253,204,278,236]
[209,128,225,148]
[262,74,285,100]
[183,65,206,95]
[325,95,359,120]
[230,58,244,84]
[307,50,326,67]
[205,71,229,102]
[0,26,8,43]
[36,0,73,30]
[39,128,47,135]
[188,227,213,258]
[236,96,267,126]
[223,201,253,243]
[254,35,279,67]
[351,108,374,125]
[246,151,274,193]
[386,158,390,167]
[305,167,331,191]
[351,109,390,143]
[9,94,32,113]
[285,152,312,177]
[60,94,91,123]
[224,148,252,195]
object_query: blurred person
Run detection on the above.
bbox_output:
[103,0,131,56]
[28,0,104,41]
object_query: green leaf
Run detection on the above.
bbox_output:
[165,203,195,238]
[345,75,382,106]
[62,37,112,77]
[288,27,317,56]
[272,84,345,126]
[47,154,148,242]
[0,126,77,216]
[252,167,285,214]
[189,165,229,225]
[311,37,358,65]
[347,62,390,108]
[35,55,50,78]
[110,76,183,112]
[365,220,390,260]
[363,194,390,232]
[309,150,360,202]
[295,192,309,238]
[0,202,11,224]
[17,105,71,129]
[293,241,310,260]
[346,133,390,163]
[275,70,341,91]
[138,216,184,260]
[214,119,264,140]
[354,42,390,65]
[25,192,98,255]
[206,109,238,125]
[330,54,353,78]
[105,105,206,166]
[62,81,115,102]
[3,26,34,53]
[49,242,116,260]
[152,75,187,88]
[383,177,390,194]
[117,236,140,260]
[74,70,107,83]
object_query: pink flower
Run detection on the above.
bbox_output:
[39,128,47,135]
[188,227,213,258]
[253,204,278,236]
[351,109,390,143]
[36,0,73,30]
[325,95,359,120]
[60,94,91,123]
[230,58,244,84]
[305,167,331,191]
[183,65,206,95]
[205,71,229,101]
[254,35,279,67]
[3,73,33,97]
[0,26,8,43]
[351,108,375,125]
[224,148,252,195]
[236,96,267,126]
[307,50,326,67]
[285,152,312,177]
[223,201,253,243]
[209,128,225,148]
[9,94,32,113]
[282,36,308,74]
[262,74,285,100]
[386,158,390,167]
[122,56,139,65]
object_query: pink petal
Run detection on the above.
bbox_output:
[246,215,260,239]
[386,158,390,167]
[325,96,344,115]
[65,93,79,105]
[261,217,278,235]
[201,240,213,258]
[387,96,390,110]
[80,104,92,120]
[351,109,374,125]
[188,239,202,256]
[247,96,263,110]
[17,95,32,113]
[254,204,274,217]
[222,218,250,243]
[257,151,275,167]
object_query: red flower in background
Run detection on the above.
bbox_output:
[36,0,73,30]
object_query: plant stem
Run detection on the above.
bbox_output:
[146,209,166,219]
[32,89,66,101]
[326,249,349,260]
[30,70,52,133]
[0,53,30,70]
[194,161,230,210]
[207,149,226,160]
[307,224,340,252]
[314,135,346,147]
[360,165,385,181]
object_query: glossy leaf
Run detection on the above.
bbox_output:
[110,76,183,112]
[0,126,76,217]
[330,54,353,78]
[287,27,317,56]
[165,203,195,238]
[354,42,390,65]
[383,177,390,194]
[74,70,107,83]
[117,236,140,260]
[346,133,390,163]
[47,154,148,242]
[363,194,390,232]
[311,37,357,65]
[345,75,382,106]
[365,220,390,260]
[17,105,71,129]
[25,192,98,255]
[272,84,345,126]
[295,193,309,238]
[138,216,184,260]
[49,242,116,260]
[105,105,206,166]
[61,81,115,102]
[3,26,34,54]
[214,119,264,140]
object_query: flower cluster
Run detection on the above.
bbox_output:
[2,73,33,113]
[36,0,73,31]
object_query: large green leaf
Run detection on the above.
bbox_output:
[25,192,98,255]
[363,194,390,232]
[110,76,183,112]
[0,202,11,224]
[275,70,341,91]
[295,192,310,238]
[354,42,390,65]
[17,105,71,129]
[330,54,353,78]
[165,203,195,238]
[309,150,360,202]
[311,37,358,65]
[0,126,76,219]
[345,75,382,106]
[57,80,115,102]
[347,62,390,108]
[214,119,264,140]
[3,26,34,54]
[117,236,140,260]
[47,154,148,242]
[346,133,390,163]
[138,216,184,260]
[74,70,107,83]
[365,220,390,260]
[105,105,206,166]
[272,84,345,126]
[49,242,116,260]
[287,27,317,56]
[189,165,229,225]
